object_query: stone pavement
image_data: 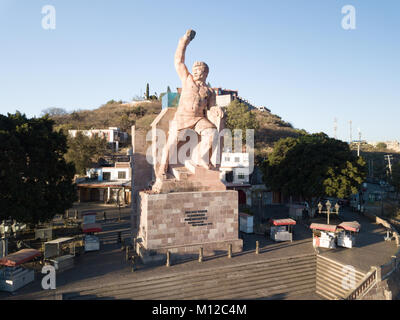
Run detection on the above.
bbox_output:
[0,204,398,300]
[317,208,398,273]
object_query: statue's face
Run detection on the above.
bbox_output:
[192,65,208,82]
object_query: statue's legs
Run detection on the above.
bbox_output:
[158,126,178,177]
[195,120,218,170]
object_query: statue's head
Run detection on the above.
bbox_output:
[192,61,209,82]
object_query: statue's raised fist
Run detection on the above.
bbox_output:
[185,29,196,42]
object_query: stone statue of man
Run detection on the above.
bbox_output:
[158,29,224,177]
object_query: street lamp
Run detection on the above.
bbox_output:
[318,202,323,214]
[317,200,340,225]
[326,201,331,225]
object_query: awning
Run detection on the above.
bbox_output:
[45,237,74,245]
[82,223,102,233]
[271,218,297,226]
[82,211,97,216]
[338,221,361,232]
[0,249,41,267]
[239,213,252,218]
[310,223,338,232]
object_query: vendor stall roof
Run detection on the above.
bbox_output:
[338,221,361,232]
[82,211,97,216]
[0,249,41,267]
[310,223,338,232]
[271,218,297,226]
[82,223,102,233]
[45,237,74,244]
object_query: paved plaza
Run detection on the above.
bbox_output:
[1,203,398,300]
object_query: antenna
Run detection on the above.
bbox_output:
[349,120,353,144]
[334,118,338,139]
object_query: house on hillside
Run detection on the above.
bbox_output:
[68,127,128,152]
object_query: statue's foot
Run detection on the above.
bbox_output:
[198,161,213,170]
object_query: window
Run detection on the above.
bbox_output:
[238,173,245,180]
[103,172,111,181]
[118,171,126,179]
[224,157,230,162]
[225,171,234,183]
[235,157,240,163]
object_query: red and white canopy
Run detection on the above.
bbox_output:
[310,223,338,232]
[338,221,361,233]
[271,218,297,226]
[0,249,41,267]
[82,223,102,234]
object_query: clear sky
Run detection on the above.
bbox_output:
[0,0,399,142]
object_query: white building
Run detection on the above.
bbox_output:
[77,162,131,204]
[68,127,128,152]
[216,94,234,107]
[86,162,131,182]
[220,152,250,184]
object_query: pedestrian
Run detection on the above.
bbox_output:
[118,231,122,244]
[103,211,106,222]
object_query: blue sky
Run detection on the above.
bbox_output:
[0,0,399,142]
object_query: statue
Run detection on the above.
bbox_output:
[157,29,224,178]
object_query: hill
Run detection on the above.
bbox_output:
[52,100,162,134]
[49,100,304,160]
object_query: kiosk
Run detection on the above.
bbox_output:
[310,223,338,249]
[337,221,360,248]
[82,212,102,252]
[44,237,75,273]
[239,213,254,234]
[270,219,296,242]
[0,249,41,292]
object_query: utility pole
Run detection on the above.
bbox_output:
[357,128,362,157]
[385,154,393,176]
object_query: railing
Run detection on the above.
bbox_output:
[343,267,377,300]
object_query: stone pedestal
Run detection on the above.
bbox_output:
[137,190,243,264]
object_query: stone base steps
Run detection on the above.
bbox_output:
[316,255,365,300]
[62,254,316,300]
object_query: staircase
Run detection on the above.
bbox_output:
[316,255,366,300]
[62,254,316,300]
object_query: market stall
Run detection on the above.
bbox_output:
[239,213,254,234]
[270,218,296,242]
[310,223,338,249]
[0,249,41,292]
[337,221,361,248]
[82,212,102,252]
[44,237,75,272]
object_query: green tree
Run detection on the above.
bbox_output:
[376,142,388,150]
[41,107,67,117]
[391,162,400,198]
[65,132,108,175]
[146,83,150,100]
[0,112,77,224]
[262,133,366,214]
[225,100,259,144]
